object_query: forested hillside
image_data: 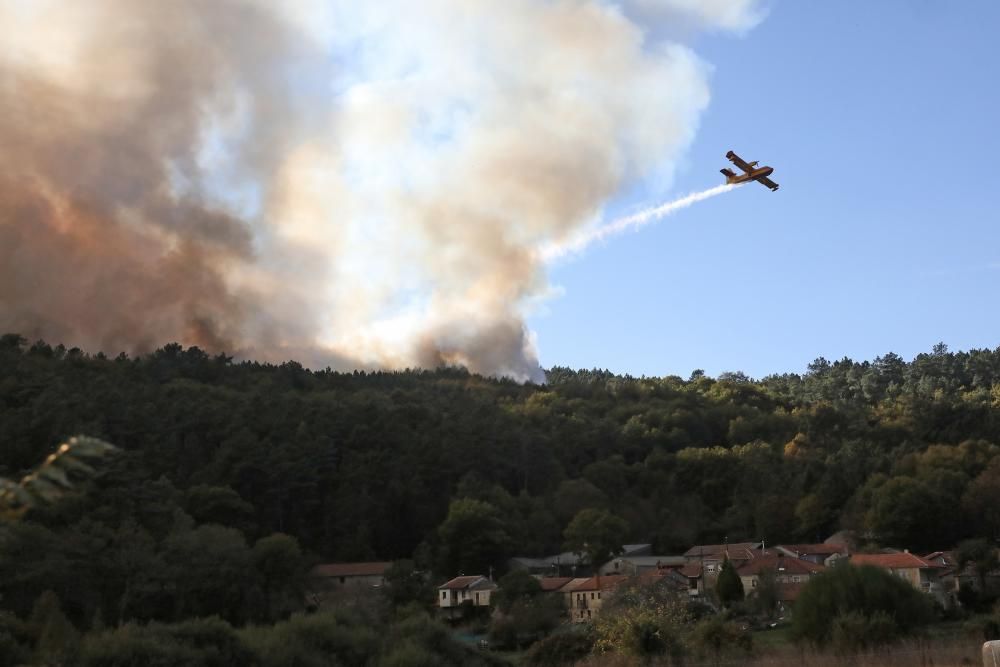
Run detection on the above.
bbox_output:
[3,332,1000,589]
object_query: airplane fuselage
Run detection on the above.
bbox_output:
[725,165,773,185]
[721,150,779,191]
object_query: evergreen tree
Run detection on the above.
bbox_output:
[715,557,744,608]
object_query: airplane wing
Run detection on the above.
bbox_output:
[726,151,752,173]
[756,176,779,191]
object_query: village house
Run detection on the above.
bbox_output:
[737,553,825,608]
[922,550,1000,608]
[683,542,766,583]
[437,575,497,616]
[679,562,705,597]
[560,575,627,622]
[922,551,964,607]
[509,544,653,577]
[598,555,687,577]
[311,562,393,588]
[557,570,690,623]
[850,552,947,604]
[536,576,574,595]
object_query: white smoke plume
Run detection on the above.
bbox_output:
[0,0,764,381]
[541,183,741,262]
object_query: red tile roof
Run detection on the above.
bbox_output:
[679,563,703,578]
[558,577,593,593]
[563,575,627,592]
[850,553,932,569]
[737,555,825,576]
[312,562,393,577]
[537,577,574,592]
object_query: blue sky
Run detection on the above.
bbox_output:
[529,1,1000,379]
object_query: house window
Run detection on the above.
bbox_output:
[591,593,595,600]
[587,610,591,619]
[597,592,601,600]
[441,591,447,599]
[475,593,480,605]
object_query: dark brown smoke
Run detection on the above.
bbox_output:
[0,1,317,357]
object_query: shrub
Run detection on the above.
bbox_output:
[691,615,753,663]
[242,611,378,667]
[492,569,543,614]
[81,617,257,667]
[379,640,442,667]
[0,611,30,666]
[164,616,257,666]
[526,631,594,666]
[830,610,897,652]
[488,595,564,650]
[81,625,200,667]
[29,590,80,666]
[791,564,934,647]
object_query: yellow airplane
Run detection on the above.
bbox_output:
[720,150,779,191]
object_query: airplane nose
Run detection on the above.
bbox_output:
[763,167,773,176]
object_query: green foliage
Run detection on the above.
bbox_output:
[526,630,594,666]
[29,590,80,665]
[691,615,753,665]
[79,611,487,667]
[81,617,256,667]
[383,560,433,609]
[6,336,1000,655]
[0,610,29,663]
[379,612,491,667]
[963,457,1000,539]
[791,564,935,647]
[252,533,305,622]
[489,595,564,650]
[493,569,543,614]
[715,557,744,607]
[163,524,255,623]
[865,476,953,551]
[379,642,440,667]
[240,610,379,667]
[81,625,204,667]
[437,498,511,576]
[750,568,779,619]
[829,610,898,653]
[1,436,117,520]
[184,485,257,536]
[593,579,692,661]
[562,508,628,572]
